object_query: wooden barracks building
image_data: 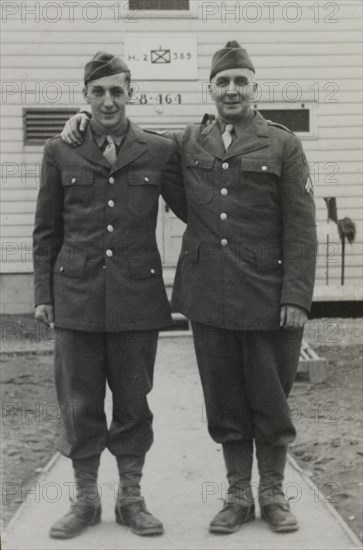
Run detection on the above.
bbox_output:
[1,0,362,313]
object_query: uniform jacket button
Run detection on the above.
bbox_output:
[261,165,268,171]
[107,225,114,233]
[221,239,228,246]
[109,176,115,184]
[220,213,227,221]
[222,162,229,170]
[71,177,76,184]
[108,200,115,208]
[221,188,228,196]
[144,177,149,182]
[278,259,282,264]
[59,266,64,272]
[106,249,113,257]
[150,268,156,274]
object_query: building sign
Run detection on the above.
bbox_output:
[124,34,198,80]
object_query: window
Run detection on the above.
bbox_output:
[127,0,195,16]
[258,109,309,133]
[253,103,316,138]
[130,1,189,9]
[23,108,80,145]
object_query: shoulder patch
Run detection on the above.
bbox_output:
[305,174,314,195]
[266,120,295,135]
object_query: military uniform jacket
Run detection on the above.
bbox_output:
[171,111,317,330]
[33,121,187,332]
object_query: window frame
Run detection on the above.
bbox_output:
[127,0,197,18]
[253,102,317,140]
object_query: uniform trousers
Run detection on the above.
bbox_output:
[54,328,158,461]
[191,322,303,447]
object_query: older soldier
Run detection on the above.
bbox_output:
[172,42,317,534]
[33,52,186,539]
[61,42,317,535]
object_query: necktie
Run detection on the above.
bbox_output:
[222,124,235,151]
[102,135,117,165]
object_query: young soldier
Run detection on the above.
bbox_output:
[33,52,186,539]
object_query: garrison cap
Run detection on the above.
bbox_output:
[210,41,255,81]
[84,51,130,85]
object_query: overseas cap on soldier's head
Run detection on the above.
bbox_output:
[210,41,255,81]
[84,51,130,85]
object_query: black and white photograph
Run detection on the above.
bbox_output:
[1,1,362,549]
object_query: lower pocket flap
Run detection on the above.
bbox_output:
[128,257,162,279]
[240,245,282,271]
[53,247,87,278]
[256,253,283,272]
[181,239,201,262]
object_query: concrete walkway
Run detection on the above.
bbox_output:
[3,337,361,550]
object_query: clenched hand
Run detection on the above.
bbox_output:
[280,305,307,329]
[35,304,54,328]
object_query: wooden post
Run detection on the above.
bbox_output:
[326,233,329,285]
[341,235,346,285]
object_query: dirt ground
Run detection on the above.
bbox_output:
[1,353,63,529]
[292,317,363,542]
[1,315,362,540]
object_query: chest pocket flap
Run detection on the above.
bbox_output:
[185,154,215,170]
[241,157,282,177]
[61,166,94,186]
[128,171,160,186]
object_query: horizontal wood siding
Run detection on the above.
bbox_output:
[1,0,362,294]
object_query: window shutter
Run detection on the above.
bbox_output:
[23,108,80,145]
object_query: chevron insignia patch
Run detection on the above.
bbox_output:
[305,175,314,194]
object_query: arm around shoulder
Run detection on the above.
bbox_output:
[161,141,187,223]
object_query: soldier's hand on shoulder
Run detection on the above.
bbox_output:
[61,113,89,146]
[280,304,307,329]
[35,304,54,328]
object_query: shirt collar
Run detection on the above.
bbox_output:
[217,111,255,139]
[90,120,128,148]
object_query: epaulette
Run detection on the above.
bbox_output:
[143,128,167,136]
[266,120,295,134]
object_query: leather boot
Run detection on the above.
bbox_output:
[209,441,255,534]
[256,443,287,506]
[260,502,298,532]
[115,455,163,536]
[256,443,299,532]
[223,441,254,505]
[209,502,255,534]
[50,457,101,539]
[50,502,101,539]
